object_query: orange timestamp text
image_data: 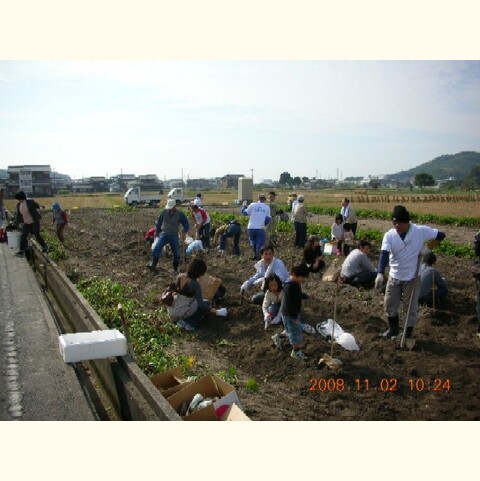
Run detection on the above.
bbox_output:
[309,378,451,393]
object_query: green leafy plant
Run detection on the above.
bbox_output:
[77,277,182,375]
[216,366,239,386]
[245,378,259,391]
[41,230,67,262]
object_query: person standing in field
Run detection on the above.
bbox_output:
[340,198,358,236]
[193,193,203,207]
[52,202,68,243]
[374,205,446,340]
[293,195,307,248]
[14,190,48,256]
[331,214,344,256]
[242,193,271,260]
[148,199,189,274]
[271,263,310,361]
[266,191,279,242]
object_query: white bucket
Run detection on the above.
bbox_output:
[7,231,21,249]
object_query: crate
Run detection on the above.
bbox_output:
[59,329,127,363]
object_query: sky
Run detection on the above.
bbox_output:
[1,60,479,183]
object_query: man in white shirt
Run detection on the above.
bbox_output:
[375,205,445,339]
[240,244,289,304]
[340,198,358,236]
[340,240,377,288]
[242,193,271,260]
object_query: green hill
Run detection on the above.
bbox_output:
[386,151,480,182]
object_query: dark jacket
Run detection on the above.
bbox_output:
[280,280,303,319]
[16,199,41,224]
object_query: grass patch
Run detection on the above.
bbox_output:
[76,277,182,375]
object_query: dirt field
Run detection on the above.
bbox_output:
[47,207,480,421]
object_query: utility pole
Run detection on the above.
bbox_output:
[250,168,254,183]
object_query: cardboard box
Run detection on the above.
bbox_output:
[150,366,194,398]
[167,375,243,421]
[59,329,127,363]
[220,403,251,421]
[198,274,222,300]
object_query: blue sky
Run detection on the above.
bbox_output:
[1,61,479,182]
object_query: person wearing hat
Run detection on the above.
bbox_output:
[375,205,446,339]
[51,201,68,243]
[293,195,307,248]
[148,198,190,273]
[302,235,325,274]
[242,193,271,260]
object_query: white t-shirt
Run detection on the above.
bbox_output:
[246,201,270,229]
[381,223,439,281]
[193,197,203,206]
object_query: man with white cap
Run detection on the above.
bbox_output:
[375,205,445,339]
[147,199,190,273]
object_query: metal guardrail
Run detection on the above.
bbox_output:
[30,243,181,421]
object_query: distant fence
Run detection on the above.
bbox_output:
[351,194,480,203]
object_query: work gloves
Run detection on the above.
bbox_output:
[375,273,385,290]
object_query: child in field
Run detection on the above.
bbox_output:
[271,263,310,360]
[343,223,355,256]
[331,214,344,256]
[262,274,284,330]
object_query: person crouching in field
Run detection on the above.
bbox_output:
[340,240,377,288]
[271,263,310,361]
[262,274,284,330]
[302,235,325,274]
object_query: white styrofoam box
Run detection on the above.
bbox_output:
[59,329,127,363]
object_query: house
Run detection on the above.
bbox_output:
[7,165,52,196]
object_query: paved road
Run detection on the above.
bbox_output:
[0,241,98,420]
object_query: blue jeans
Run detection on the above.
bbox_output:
[151,232,180,269]
[267,302,280,317]
[283,314,303,346]
[248,228,266,257]
[220,224,241,255]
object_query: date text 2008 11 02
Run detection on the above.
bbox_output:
[309,378,451,393]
